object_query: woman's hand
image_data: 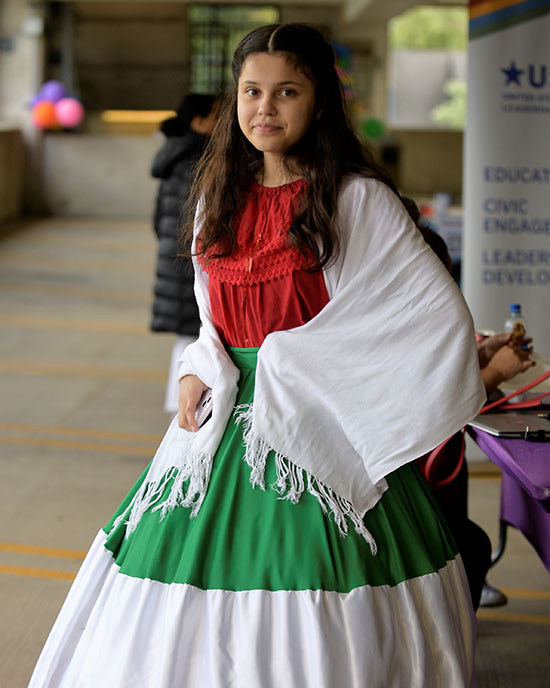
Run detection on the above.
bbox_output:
[476,333,512,368]
[481,344,536,395]
[477,332,533,368]
[178,375,209,432]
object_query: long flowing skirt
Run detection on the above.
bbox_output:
[29,347,476,688]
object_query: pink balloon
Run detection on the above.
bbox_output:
[54,97,84,128]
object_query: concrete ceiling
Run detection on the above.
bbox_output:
[58,0,469,37]
[58,0,468,21]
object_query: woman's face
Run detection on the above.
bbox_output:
[237,52,317,162]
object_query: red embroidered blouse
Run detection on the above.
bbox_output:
[199,180,329,347]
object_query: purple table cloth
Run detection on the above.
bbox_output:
[468,428,550,571]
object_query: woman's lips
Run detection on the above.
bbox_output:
[253,124,281,133]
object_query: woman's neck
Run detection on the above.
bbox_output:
[260,154,303,188]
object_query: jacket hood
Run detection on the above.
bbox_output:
[151,130,208,179]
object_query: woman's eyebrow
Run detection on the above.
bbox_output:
[241,80,303,86]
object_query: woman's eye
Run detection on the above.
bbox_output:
[245,88,258,97]
[280,89,295,97]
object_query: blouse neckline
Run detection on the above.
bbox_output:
[251,178,306,195]
[199,176,309,286]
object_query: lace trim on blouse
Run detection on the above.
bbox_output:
[198,179,309,286]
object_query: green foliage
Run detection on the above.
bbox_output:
[430,78,467,129]
[388,6,468,51]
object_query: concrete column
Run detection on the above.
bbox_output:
[0,0,47,213]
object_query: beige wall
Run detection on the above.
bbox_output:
[39,128,464,218]
[41,133,159,217]
[389,129,463,198]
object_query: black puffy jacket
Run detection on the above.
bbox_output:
[150,129,207,335]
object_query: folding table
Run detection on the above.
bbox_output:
[467,427,550,571]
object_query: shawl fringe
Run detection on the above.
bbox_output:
[235,404,378,555]
[113,450,214,536]
[114,404,377,555]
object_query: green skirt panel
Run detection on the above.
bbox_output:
[103,347,457,593]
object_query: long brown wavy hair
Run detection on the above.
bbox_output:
[186,23,398,269]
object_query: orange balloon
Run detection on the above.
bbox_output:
[32,100,58,129]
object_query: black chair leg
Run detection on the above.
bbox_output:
[490,521,508,567]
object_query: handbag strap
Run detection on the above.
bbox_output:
[497,391,550,410]
[423,427,466,487]
[479,369,550,414]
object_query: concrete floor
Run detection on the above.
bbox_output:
[0,216,548,687]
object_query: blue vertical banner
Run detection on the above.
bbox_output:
[463,0,550,351]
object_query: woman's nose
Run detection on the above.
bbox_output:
[258,95,276,116]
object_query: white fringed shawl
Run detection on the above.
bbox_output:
[117,177,486,547]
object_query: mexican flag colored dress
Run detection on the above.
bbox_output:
[29,179,476,688]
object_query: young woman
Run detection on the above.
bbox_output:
[30,24,486,688]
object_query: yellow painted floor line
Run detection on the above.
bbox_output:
[0,282,151,304]
[10,232,153,252]
[0,422,162,444]
[0,435,155,455]
[0,542,86,560]
[477,609,550,625]
[0,564,76,581]
[502,588,550,600]
[469,472,501,480]
[5,218,149,233]
[0,359,166,382]
[0,315,148,334]
[0,254,152,274]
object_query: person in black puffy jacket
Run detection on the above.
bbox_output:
[151,93,218,412]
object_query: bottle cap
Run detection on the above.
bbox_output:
[510,303,521,314]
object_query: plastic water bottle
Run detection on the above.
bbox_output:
[504,303,527,334]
